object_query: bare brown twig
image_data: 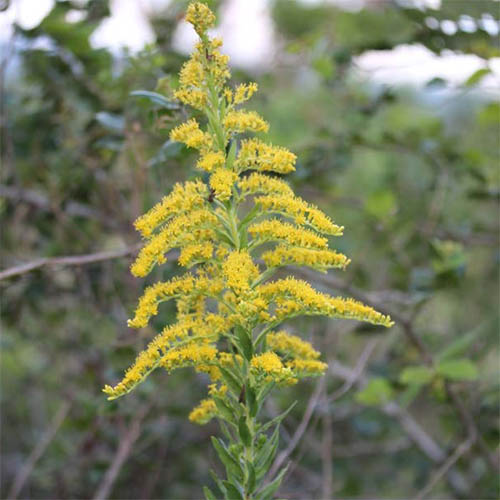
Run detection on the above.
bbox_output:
[8,400,72,500]
[269,377,326,478]
[93,404,151,500]
[0,244,141,281]
[295,267,498,472]
[415,438,474,500]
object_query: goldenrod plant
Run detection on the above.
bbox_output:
[104,3,393,498]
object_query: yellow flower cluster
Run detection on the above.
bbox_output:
[235,139,297,174]
[185,1,215,35]
[170,119,212,152]
[255,195,343,235]
[261,245,350,271]
[189,398,217,424]
[179,58,204,88]
[237,172,292,197]
[178,243,214,267]
[224,111,269,135]
[249,219,328,249]
[104,317,211,399]
[210,168,238,201]
[197,151,225,172]
[161,343,218,371]
[105,2,394,416]
[222,250,259,293]
[250,351,294,383]
[134,180,208,238]
[128,276,195,328]
[266,331,320,360]
[233,83,258,104]
[258,277,394,327]
[287,359,328,377]
[174,88,207,110]
[131,209,217,277]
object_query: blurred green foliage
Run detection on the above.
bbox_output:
[1,0,499,499]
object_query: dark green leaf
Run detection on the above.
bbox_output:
[238,416,252,447]
[211,437,244,483]
[436,359,479,381]
[399,366,434,386]
[258,465,289,500]
[465,68,491,87]
[219,366,242,395]
[222,481,244,500]
[203,486,217,500]
[130,90,180,109]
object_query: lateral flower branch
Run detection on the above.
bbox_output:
[104,3,393,498]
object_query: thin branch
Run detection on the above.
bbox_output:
[415,438,474,500]
[295,267,498,471]
[0,184,117,227]
[8,400,72,500]
[269,377,326,478]
[0,244,141,281]
[328,338,378,402]
[93,404,151,500]
[329,360,469,496]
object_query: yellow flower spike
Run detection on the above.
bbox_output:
[266,331,320,360]
[127,276,195,328]
[178,58,205,88]
[261,245,351,271]
[258,277,394,327]
[237,172,293,197]
[185,2,216,36]
[179,243,214,267]
[249,219,328,249]
[106,6,393,496]
[287,359,328,377]
[224,111,269,135]
[161,343,218,371]
[209,168,238,201]
[222,250,259,293]
[130,210,217,277]
[197,151,226,172]
[255,194,343,235]
[250,351,294,383]
[133,180,208,239]
[189,398,217,424]
[234,82,258,104]
[170,119,213,152]
[235,139,296,174]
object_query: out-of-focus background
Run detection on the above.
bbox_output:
[1,0,499,499]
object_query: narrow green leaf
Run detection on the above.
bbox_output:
[235,326,253,360]
[219,366,242,395]
[247,386,258,417]
[222,481,244,500]
[210,469,226,497]
[214,396,237,425]
[259,401,297,434]
[436,359,479,381]
[238,416,252,447]
[203,486,217,500]
[258,465,289,500]
[465,68,491,87]
[247,462,256,494]
[355,378,393,406]
[437,330,478,361]
[129,90,180,109]
[256,424,280,472]
[211,437,244,483]
[399,366,434,386]
[256,382,275,409]
[225,140,237,170]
